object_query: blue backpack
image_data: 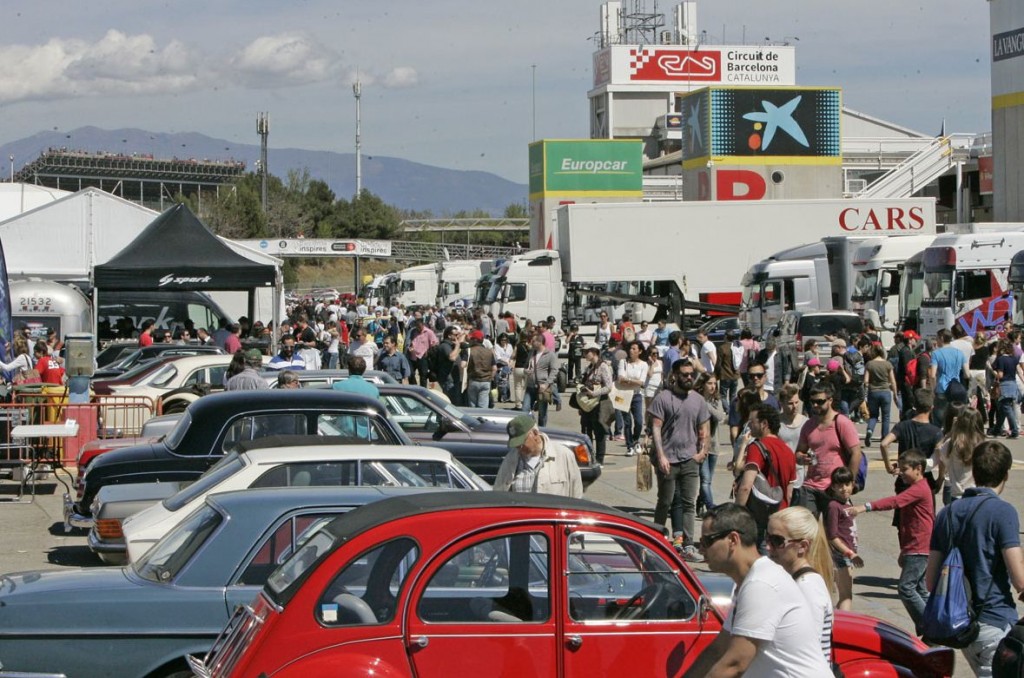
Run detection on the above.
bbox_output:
[921,496,993,648]
[835,415,868,492]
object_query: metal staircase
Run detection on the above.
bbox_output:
[856,135,964,199]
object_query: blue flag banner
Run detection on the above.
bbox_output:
[0,237,13,365]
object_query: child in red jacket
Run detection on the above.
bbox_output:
[847,448,934,637]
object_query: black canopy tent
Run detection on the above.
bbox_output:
[92,203,282,348]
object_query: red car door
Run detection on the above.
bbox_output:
[405,524,559,677]
[559,527,721,677]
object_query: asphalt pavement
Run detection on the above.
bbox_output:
[4,399,1024,677]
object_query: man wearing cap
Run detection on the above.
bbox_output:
[494,414,583,498]
[893,330,919,419]
[466,330,496,408]
[226,349,268,391]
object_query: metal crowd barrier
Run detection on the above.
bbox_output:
[0,390,155,467]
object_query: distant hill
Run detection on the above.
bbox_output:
[0,126,527,216]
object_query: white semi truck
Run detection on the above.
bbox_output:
[850,235,937,330]
[480,197,936,329]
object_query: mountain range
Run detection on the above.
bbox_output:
[0,126,528,216]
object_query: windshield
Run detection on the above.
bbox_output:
[266,525,338,596]
[798,315,864,337]
[922,269,953,306]
[162,452,245,512]
[852,270,878,302]
[163,411,192,451]
[900,262,924,321]
[147,363,179,388]
[133,504,221,583]
[417,388,479,427]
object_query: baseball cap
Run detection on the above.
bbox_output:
[244,348,262,361]
[507,414,536,448]
[902,330,921,341]
[806,357,822,367]
[832,338,847,349]
[826,359,841,372]
[469,330,484,342]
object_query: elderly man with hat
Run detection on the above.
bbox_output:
[494,415,583,498]
[225,349,268,391]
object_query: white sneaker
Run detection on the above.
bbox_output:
[625,447,636,457]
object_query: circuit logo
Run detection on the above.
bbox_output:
[741,95,809,151]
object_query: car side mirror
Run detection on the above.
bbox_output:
[698,594,713,625]
[432,416,453,440]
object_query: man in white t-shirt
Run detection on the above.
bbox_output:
[683,504,831,677]
[697,330,716,374]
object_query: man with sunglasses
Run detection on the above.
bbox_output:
[649,359,711,562]
[684,504,831,677]
[794,383,863,517]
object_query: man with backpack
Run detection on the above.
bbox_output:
[794,383,863,518]
[926,441,1024,676]
[930,328,968,427]
[734,403,797,551]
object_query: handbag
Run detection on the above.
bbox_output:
[609,384,632,412]
[635,435,653,491]
[576,392,601,412]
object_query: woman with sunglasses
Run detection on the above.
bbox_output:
[766,506,836,665]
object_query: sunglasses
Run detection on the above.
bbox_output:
[748,372,765,379]
[698,530,733,549]
[766,533,800,550]
[809,398,830,406]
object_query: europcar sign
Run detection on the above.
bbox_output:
[529,140,643,197]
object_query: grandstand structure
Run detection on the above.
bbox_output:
[14,148,245,211]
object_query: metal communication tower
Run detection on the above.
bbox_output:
[256,112,269,213]
[621,0,665,46]
[353,78,362,197]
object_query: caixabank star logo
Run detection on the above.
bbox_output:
[709,88,840,158]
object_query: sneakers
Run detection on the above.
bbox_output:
[625,447,636,457]
[679,544,704,563]
[864,433,872,448]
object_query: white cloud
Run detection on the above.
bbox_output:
[229,32,339,87]
[0,30,380,103]
[383,67,418,88]
[0,30,201,103]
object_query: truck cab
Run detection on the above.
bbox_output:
[850,235,934,330]
[919,230,1024,338]
[738,242,831,337]
[898,251,925,333]
[482,250,564,323]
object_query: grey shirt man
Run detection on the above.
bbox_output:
[647,388,711,463]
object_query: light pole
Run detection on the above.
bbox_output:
[8,155,13,182]
[353,77,362,197]
[256,112,269,214]
[531,64,537,140]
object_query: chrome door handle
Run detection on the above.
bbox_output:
[412,635,429,649]
[566,634,583,650]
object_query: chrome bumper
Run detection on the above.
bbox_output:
[0,661,67,678]
[185,654,211,678]
[61,492,93,531]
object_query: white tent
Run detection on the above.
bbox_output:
[0,183,71,223]
[0,188,154,280]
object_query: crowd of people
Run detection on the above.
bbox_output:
[119,291,1024,674]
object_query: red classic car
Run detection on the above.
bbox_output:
[189,492,954,678]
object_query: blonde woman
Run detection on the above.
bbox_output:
[767,506,835,664]
[0,336,33,381]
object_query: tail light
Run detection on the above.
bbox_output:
[95,519,124,540]
[573,444,591,466]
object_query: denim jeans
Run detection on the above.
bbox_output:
[654,458,700,542]
[898,554,929,635]
[698,453,717,512]
[467,380,492,409]
[622,392,644,449]
[996,396,1020,437]
[522,386,549,426]
[719,379,738,416]
[964,621,1011,677]
[866,390,893,440]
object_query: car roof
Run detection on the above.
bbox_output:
[238,443,457,464]
[187,389,389,418]
[257,369,397,383]
[327,491,643,544]
[204,485,437,514]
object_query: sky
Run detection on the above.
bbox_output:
[0,1,992,183]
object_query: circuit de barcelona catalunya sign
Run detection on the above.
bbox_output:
[593,45,796,88]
